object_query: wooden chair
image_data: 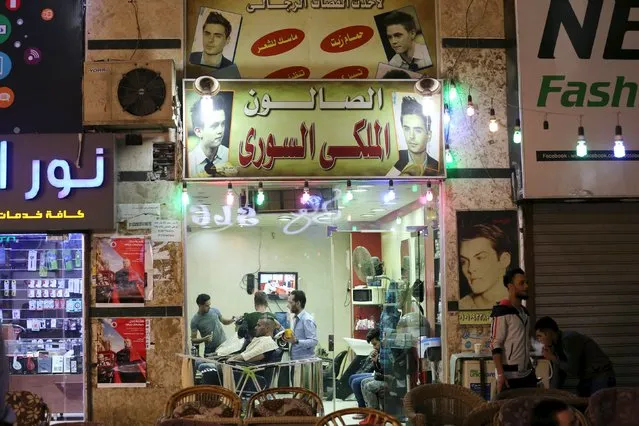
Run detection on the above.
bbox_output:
[158,385,242,425]
[495,387,589,412]
[244,387,324,425]
[403,383,486,426]
[5,390,50,426]
[315,408,402,426]
[462,401,504,426]
[495,396,591,426]
[585,387,639,426]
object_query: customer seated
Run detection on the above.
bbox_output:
[531,399,574,426]
[348,328,381,419]
[201,317,278,387]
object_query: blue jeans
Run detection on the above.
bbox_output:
[577,373,616,397]
[349,373,373,408]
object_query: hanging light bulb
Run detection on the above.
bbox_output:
[466,94,475,117]
[443,104,450,125]
[395,216,402,225]
[301,180,311,204]
[489,104,498,133]
[384,180,396,203]
[576,117,587,158]
[513,118,522,144]
[347,214,352,222]
[543,114,550,130]
[421,94,435,116]
[225,182,235,206]
[445,148,453,165]
[181,182,189,206]
[425,183,434,202]
[345,180,354,201]
[449,80,458,101]
[256,182,265,206]
[614,113,626,159]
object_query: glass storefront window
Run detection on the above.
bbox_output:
[184,180,441,417]
[1,233,86,421]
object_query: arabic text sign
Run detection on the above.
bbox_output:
[0,134,115,232]
[183,79,444,178]
[185,0,437,79]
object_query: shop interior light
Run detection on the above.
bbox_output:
[426,183,434,202]
[513,118,522,144]
[301,181,311,204]
[256,182,265,206]
[345,180,354,201]
[466,94,475,117]
[395,216,402,225]
[226,182,234,206]
[614,113,626,159]
[384,180,396,203]
[576,117,587,158]
[489,105,498,133]
[443,104,450,125]
[181,182,189,206]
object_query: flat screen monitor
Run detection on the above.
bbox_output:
[258,272,297,300]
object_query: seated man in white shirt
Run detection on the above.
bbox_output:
[228,317,278,363]
[383,10,432,71]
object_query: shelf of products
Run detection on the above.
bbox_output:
[0,233,85,417]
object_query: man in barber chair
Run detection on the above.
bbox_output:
[201,317,281,391]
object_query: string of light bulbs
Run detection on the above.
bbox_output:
[442,78,630,160]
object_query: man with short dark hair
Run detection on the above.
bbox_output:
[349,328,382,415]
[383,11,432,71]
[531,399,575,426]
[535,316,615,397]
[189,11,233,68]
[459,223,513,309]
[399,96,438,173]
[284,290,318,360]
[191,293,235,356]
[188,95,229,177]
[490,268,536,393]
[243,291,279,338]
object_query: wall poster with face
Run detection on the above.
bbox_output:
[456,211,518,323]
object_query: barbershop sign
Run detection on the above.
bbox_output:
[0,134,115,232]
[183,79,444,178]
[517,0,639,198]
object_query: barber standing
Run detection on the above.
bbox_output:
[284,290,318,360]
[490,268,537,393]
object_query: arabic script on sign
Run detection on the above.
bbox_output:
[0,140,106,200]
[246,0,384,13]
[0,210,86,220]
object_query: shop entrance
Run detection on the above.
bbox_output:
[184,180,441,416]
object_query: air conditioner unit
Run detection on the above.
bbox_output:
[83,60,178,129]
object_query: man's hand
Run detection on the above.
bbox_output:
[542,346,557,362]
[497,374,509,392]
[371,350,378,361]
[203,334,213,343]
[283,332,297,344]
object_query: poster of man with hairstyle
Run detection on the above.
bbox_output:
[457,211,519,311]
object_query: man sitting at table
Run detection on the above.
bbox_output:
[201,316,278,385]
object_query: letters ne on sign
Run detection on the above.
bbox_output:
[0,140,106,200]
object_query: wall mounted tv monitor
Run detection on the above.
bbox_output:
[258,272,298,300]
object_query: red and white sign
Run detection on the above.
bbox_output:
[5,0,21,11]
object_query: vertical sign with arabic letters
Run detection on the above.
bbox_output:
[183,79,444,178]
[0,134,115,232]
[185,0,437,79]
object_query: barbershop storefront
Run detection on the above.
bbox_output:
[0,134,115,421]
[182,77,446,415]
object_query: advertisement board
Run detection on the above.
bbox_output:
[185,0,437,79]
[517,0,639,198]
[183,79,444,178]
[0,134,115,232]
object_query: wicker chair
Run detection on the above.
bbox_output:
[462,401,504,426]
[403,384,486,426]
[495,396,591,426]
[158,385,243,425]
[244,387,324,425]
[585,387,639,426]
[495,387,589,411]
[54,423,103,425]
[5,390,50,426]
[315,408,402,426]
